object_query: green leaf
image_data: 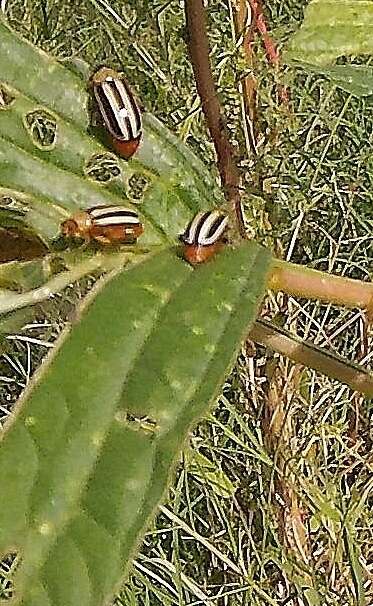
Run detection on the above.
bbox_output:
[0,16,227,349]
[290,62,373,97]
[285,0,373,65]
[0,240,270,605]
[343,526,366,606]
[301,479,342,525]
[185,449,237,499]
[303,587,322,606]
[0,17,223,245]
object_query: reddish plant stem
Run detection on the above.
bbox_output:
[185,0,246,238]
[248,0,289,104]
[249,0,279,66]
[233,0,259,154]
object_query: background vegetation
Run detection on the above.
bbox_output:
[0,0,372,604]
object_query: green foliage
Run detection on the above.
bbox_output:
[0,3,372,605]
[0,242,270,605]
[0,17,222,247]
[0,17,272,606]
[290,62,373,97]
[185,448,238,499]
[285,0,373,65]
[285,0,373,97]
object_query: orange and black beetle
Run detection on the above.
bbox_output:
[180,210,229,265]
[92,67,142,160]
[61,205,144,245]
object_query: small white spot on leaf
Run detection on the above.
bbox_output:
[204,343,216,354]
[170,379,182,391]
[143,284,171,303]
[115,411,127,424]
[39,522,53,536]
[91,431,104,447]
[217,301,233,312]
[126,478,140,491]
[158,409,172,423]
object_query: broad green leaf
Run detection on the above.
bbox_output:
[0,21,272,606]
[0,240,270,606]
[0,17,225,353]
[0,17,223,246]
[285,0,373,65]
[290,62,373,97]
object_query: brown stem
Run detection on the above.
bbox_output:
[249,0,289,105]
[250,319,373,397]
[249,0,279,66]
[185,0,246,238]
[232,0,258,154]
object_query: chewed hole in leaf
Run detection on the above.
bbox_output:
[116,411,159,434]
[0,196,28,214]
[0,84,15,109]
[128,173,150,200]
[0,552,19,600]
[84,153,121,183]
[24,109,58,150]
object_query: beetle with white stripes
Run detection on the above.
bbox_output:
[61,205,144,245]
[92,67,142,160]
[180,210,229,265]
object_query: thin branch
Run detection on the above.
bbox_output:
[230,0,258,155]
[269,258,373,311]
[0,250,146,315]
[185,0,246,238]
[249,0,279,67]
[250,319,373,397]
[248,0,288,104]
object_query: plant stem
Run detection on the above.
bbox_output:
[268,259,373,311]
[250,319,373,397]
[184,0,246,238]
[0,251,145,315]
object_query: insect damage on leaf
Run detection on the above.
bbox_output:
[128,173,150,200]
[0,195,28,214]
[0,84,15,110]
[84,152,122,183]
[24,109,58,150]
[115,411,159,435]
[0,551,18,600]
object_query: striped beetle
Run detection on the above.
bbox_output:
[180,210,229,265]
[92,67,142,160]
[61,205,144,245]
